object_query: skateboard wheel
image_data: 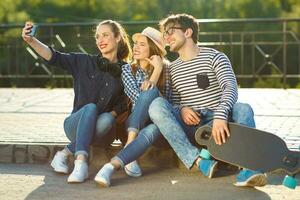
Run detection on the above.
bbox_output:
[283,175,297,189]
[199,149,211,160]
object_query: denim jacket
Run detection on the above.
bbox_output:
[46,47,128,115]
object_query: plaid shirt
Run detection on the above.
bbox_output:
[163,63,180,106]
[121,64,148,108]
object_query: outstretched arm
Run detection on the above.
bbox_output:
[22,22,52,61]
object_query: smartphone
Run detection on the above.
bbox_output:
[28,24,38,37]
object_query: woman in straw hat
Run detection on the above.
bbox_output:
[22,20,131,183]
[94,27,169,187]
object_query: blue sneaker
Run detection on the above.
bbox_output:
[234,169,267,187]
[198,159,218,178]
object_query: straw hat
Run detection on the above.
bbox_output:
[132,27,167,56]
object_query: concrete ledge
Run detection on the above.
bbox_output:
[0,143,182,169]
[89,145,179,171]
[0,144,65,164]
[0,143,239,175]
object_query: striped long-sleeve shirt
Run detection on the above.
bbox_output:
[121,64,148,109]
[165,47,238,120]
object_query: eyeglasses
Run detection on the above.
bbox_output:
[163,27,185,38]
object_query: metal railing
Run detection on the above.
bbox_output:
[1,18,300,88]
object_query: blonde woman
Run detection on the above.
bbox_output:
[94,27,168,187]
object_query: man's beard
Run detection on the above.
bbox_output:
[170,40,185,52]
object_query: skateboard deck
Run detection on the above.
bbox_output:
[195,122,300,175]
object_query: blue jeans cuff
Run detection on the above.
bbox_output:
[127,127,139,134]
[74,150,88,158]
[65,146,74,155]
[111,156,125,168]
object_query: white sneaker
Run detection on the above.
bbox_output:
[51,151,69,174]
[94,163,115,187]
[67,160,88,183]
[124,160,142,177]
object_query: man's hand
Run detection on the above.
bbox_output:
[212,119,230,145]
[180,106,200,125]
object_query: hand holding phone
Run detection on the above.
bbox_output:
[22,22,38,43]
[27,24,38,37]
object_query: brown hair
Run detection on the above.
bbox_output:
[132,37,166,91]
[159,13,199,44]
[96,20,132,62]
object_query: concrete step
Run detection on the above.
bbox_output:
[0,142,237,174]
[0,143,179,167]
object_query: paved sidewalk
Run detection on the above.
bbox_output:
[0,89,71,144]
[0,164,299,200]
[0,88,299,199]
[0,88,299,149]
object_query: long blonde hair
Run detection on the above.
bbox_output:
[131,37,167,90]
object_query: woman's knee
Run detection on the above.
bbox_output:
[138,87,160,103]
[82,103,97,114]
[95,112,115,137]
[139,124,161,144]
[63,116,76,142]
[64,130,76,142]
[63,103,98,142]
[140,87,159,97]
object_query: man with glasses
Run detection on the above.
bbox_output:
[149,13,267,187]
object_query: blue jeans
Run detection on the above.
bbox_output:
[127,87,159,133]
[64,103,115,157]
[149,97,255,169]
[112,123,162,167]
[111,87,163,166]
